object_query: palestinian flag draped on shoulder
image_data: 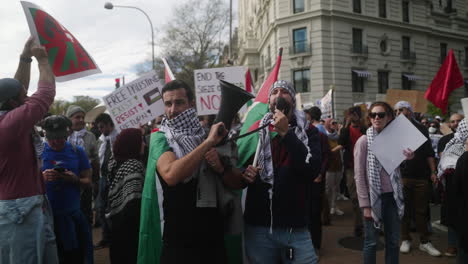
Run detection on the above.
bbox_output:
[237,48,283,167]
[137,60,243,264]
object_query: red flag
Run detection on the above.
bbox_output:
[254,48,283,103]
[245,69,254,94]
[425,49,464,114]
[162,58,175,84]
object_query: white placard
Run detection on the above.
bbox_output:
[461,98,468,117]
[103,71,164,132]
[320,89,333,118]
[370,114,428,174]
[194,66,246,116]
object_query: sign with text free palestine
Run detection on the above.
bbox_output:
[194,66,246,116]
[21,1,101,82]
[103,71,164,132]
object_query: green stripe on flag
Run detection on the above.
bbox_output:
[61,42,78,72]
[47,47,58,68]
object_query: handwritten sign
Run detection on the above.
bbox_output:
[103,71,164,132]
[194,66,246,116]
[320,89,334,119]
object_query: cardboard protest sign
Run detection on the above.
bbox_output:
[103,71,164,132]
[21,1,101,82]
[194,66,246,116]
[385,89,429,113]
[320,89,334,118]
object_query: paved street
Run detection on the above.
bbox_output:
[93,200,454,263]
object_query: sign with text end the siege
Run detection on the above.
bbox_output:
[194,66,246,116]
[103,71,164,132]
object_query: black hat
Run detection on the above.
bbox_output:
[42,115,72,140]
[0,78,22,107]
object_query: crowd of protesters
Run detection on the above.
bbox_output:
[1,38,468,264]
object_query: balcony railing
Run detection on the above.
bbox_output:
[350,45,368,55]
[290,43,312,55]
[400,51,416,61]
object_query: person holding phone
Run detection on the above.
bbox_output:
[41,115,93,264]
[354,102,414,264]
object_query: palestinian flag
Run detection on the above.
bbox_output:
[162,57,175,84]
[245,69,254,107]
[137,131,243,264]
[237,48,283,167]
[21,1,101,82]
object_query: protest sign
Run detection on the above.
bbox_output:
[103,71,164,132]
[370,114,427,174]
[194,66,246,116]
[320,89,334,118]
[21,1,101,82]
[385,89,429,113]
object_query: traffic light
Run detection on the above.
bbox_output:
[115,78,120,89]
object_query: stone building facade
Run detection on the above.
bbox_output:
[238,0,468,117]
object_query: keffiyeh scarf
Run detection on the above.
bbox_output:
[438,118,468,178]
[68,128,87,147]
[106,158,144,218]
[257,109,311,231]
[159,108,206,181]
[366,127,405,226]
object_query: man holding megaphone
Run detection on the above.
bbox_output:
[242,80,322,264]
[151,80,245,264]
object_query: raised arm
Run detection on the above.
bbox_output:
[14,37,34,90]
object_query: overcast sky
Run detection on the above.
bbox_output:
[1,0,236,102]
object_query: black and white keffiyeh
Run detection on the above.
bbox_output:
[107,158,144,218]
[257,109,311,231]
[366,127,405,226]
[159,108,206,181]
[438,118,468,178]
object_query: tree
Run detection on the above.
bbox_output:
[142,0,229,87]
[49,96,100,115]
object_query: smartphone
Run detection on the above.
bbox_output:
[54,167,65,173]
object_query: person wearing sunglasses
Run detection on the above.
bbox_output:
[354,101,414,264]
[393,101,441,257]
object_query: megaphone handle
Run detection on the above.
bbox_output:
[252,139,262,167]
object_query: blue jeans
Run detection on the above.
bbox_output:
[0,195,58,264]
[363,193,400,264]
[244,224,318,264]
[96,176,111,242]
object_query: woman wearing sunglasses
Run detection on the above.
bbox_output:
[354,102,414,264]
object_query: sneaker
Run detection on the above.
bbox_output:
[330,208,335,215]
[419,242,441,257]
[444,247,457,257]
[400,240,411,253]
[335,208,344,216]
[337,194,349,201]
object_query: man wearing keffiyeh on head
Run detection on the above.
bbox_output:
[242,80,322,264]
[152,80,245,264]
[394,100,442,257]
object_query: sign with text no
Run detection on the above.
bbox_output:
[103,71,164,132]
[194,66,246,116]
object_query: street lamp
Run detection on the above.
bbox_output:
[104,2,155,69]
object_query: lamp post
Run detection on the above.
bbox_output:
[104,2,155,69]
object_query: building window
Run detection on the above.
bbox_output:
[402,0,410,22]
[379,0,387,18]
[402,74,412,90]
[293,69,310,93]
[352,71,365,92]
[353,0,361,13]
[440,43,447,64]
[293,0,305,13]
[293,28,307,53]
[464,47,468,67]
[401,36,411,59]
[352,28,363,53]
[378,71,389,93]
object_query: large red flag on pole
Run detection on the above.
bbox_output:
[425,49,464,114]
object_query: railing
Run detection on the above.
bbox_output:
[289,42,312,55]
[350,45,368,55]
[400,51,416,61]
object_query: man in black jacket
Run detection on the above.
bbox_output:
[394,101,442,257]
